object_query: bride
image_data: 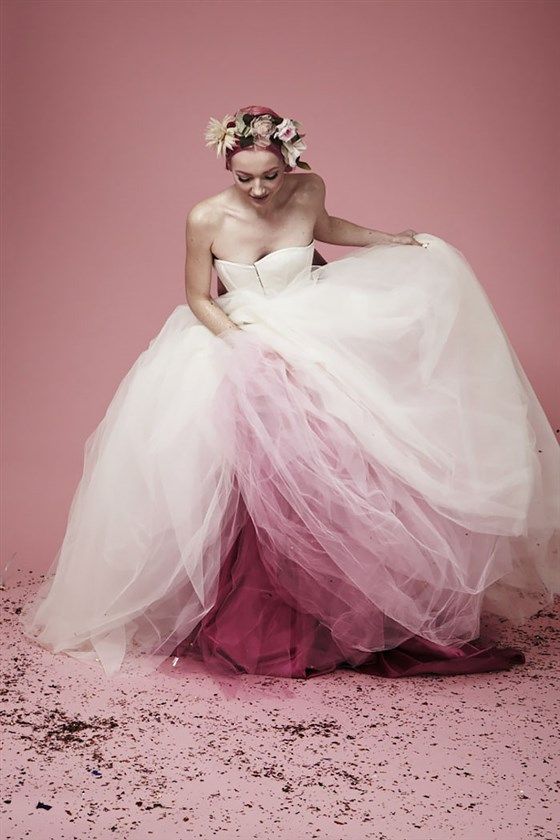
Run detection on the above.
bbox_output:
[20,104,559,680]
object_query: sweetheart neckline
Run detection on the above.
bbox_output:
[213,240,314,267]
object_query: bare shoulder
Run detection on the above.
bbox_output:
[292,171,326,205]
[302,171,325,189]
[299,171,325,191]
[186,194,224,239]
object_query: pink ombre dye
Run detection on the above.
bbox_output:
[178,504,525,679]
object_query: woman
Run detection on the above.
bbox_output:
[20,105,559,680]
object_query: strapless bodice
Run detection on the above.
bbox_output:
[214,242,315,295]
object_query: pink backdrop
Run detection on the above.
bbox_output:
[2,0,559,573]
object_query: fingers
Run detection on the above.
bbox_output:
[394,229,423,246]
[404,230,423,247]
[394,234,422,247]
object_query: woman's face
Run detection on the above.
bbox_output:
[230,148,288,207]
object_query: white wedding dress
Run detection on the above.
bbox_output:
[19,234,560,679]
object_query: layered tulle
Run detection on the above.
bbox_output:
[19,234,560,677]
[176,497,526,680]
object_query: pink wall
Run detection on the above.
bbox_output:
[2,0,559,572]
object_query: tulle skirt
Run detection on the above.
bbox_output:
[19,234,560,678]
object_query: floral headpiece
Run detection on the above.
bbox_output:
[204,110,311,170]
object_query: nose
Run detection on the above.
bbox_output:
[250,180,267,196]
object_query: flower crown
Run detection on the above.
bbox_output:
[204,111,311,170]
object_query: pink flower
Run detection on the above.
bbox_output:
[275,118,297,142]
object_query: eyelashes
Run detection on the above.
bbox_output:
[238,173,279,183]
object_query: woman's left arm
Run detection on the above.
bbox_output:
[309,173,421,247]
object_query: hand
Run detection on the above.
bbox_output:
[217,324,243,342]
[391,229,423,246]
[218,325,277,359]
[218,326,291,381]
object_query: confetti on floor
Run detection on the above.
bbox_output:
[2,567,559,839]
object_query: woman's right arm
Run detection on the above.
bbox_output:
[184,204,241,337]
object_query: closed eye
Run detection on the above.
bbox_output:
[238,173,279,183]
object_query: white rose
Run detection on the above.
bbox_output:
[281,137,307,167]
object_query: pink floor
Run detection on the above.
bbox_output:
[2,567,559,840]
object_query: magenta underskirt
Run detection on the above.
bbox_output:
[170,508,525,680]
